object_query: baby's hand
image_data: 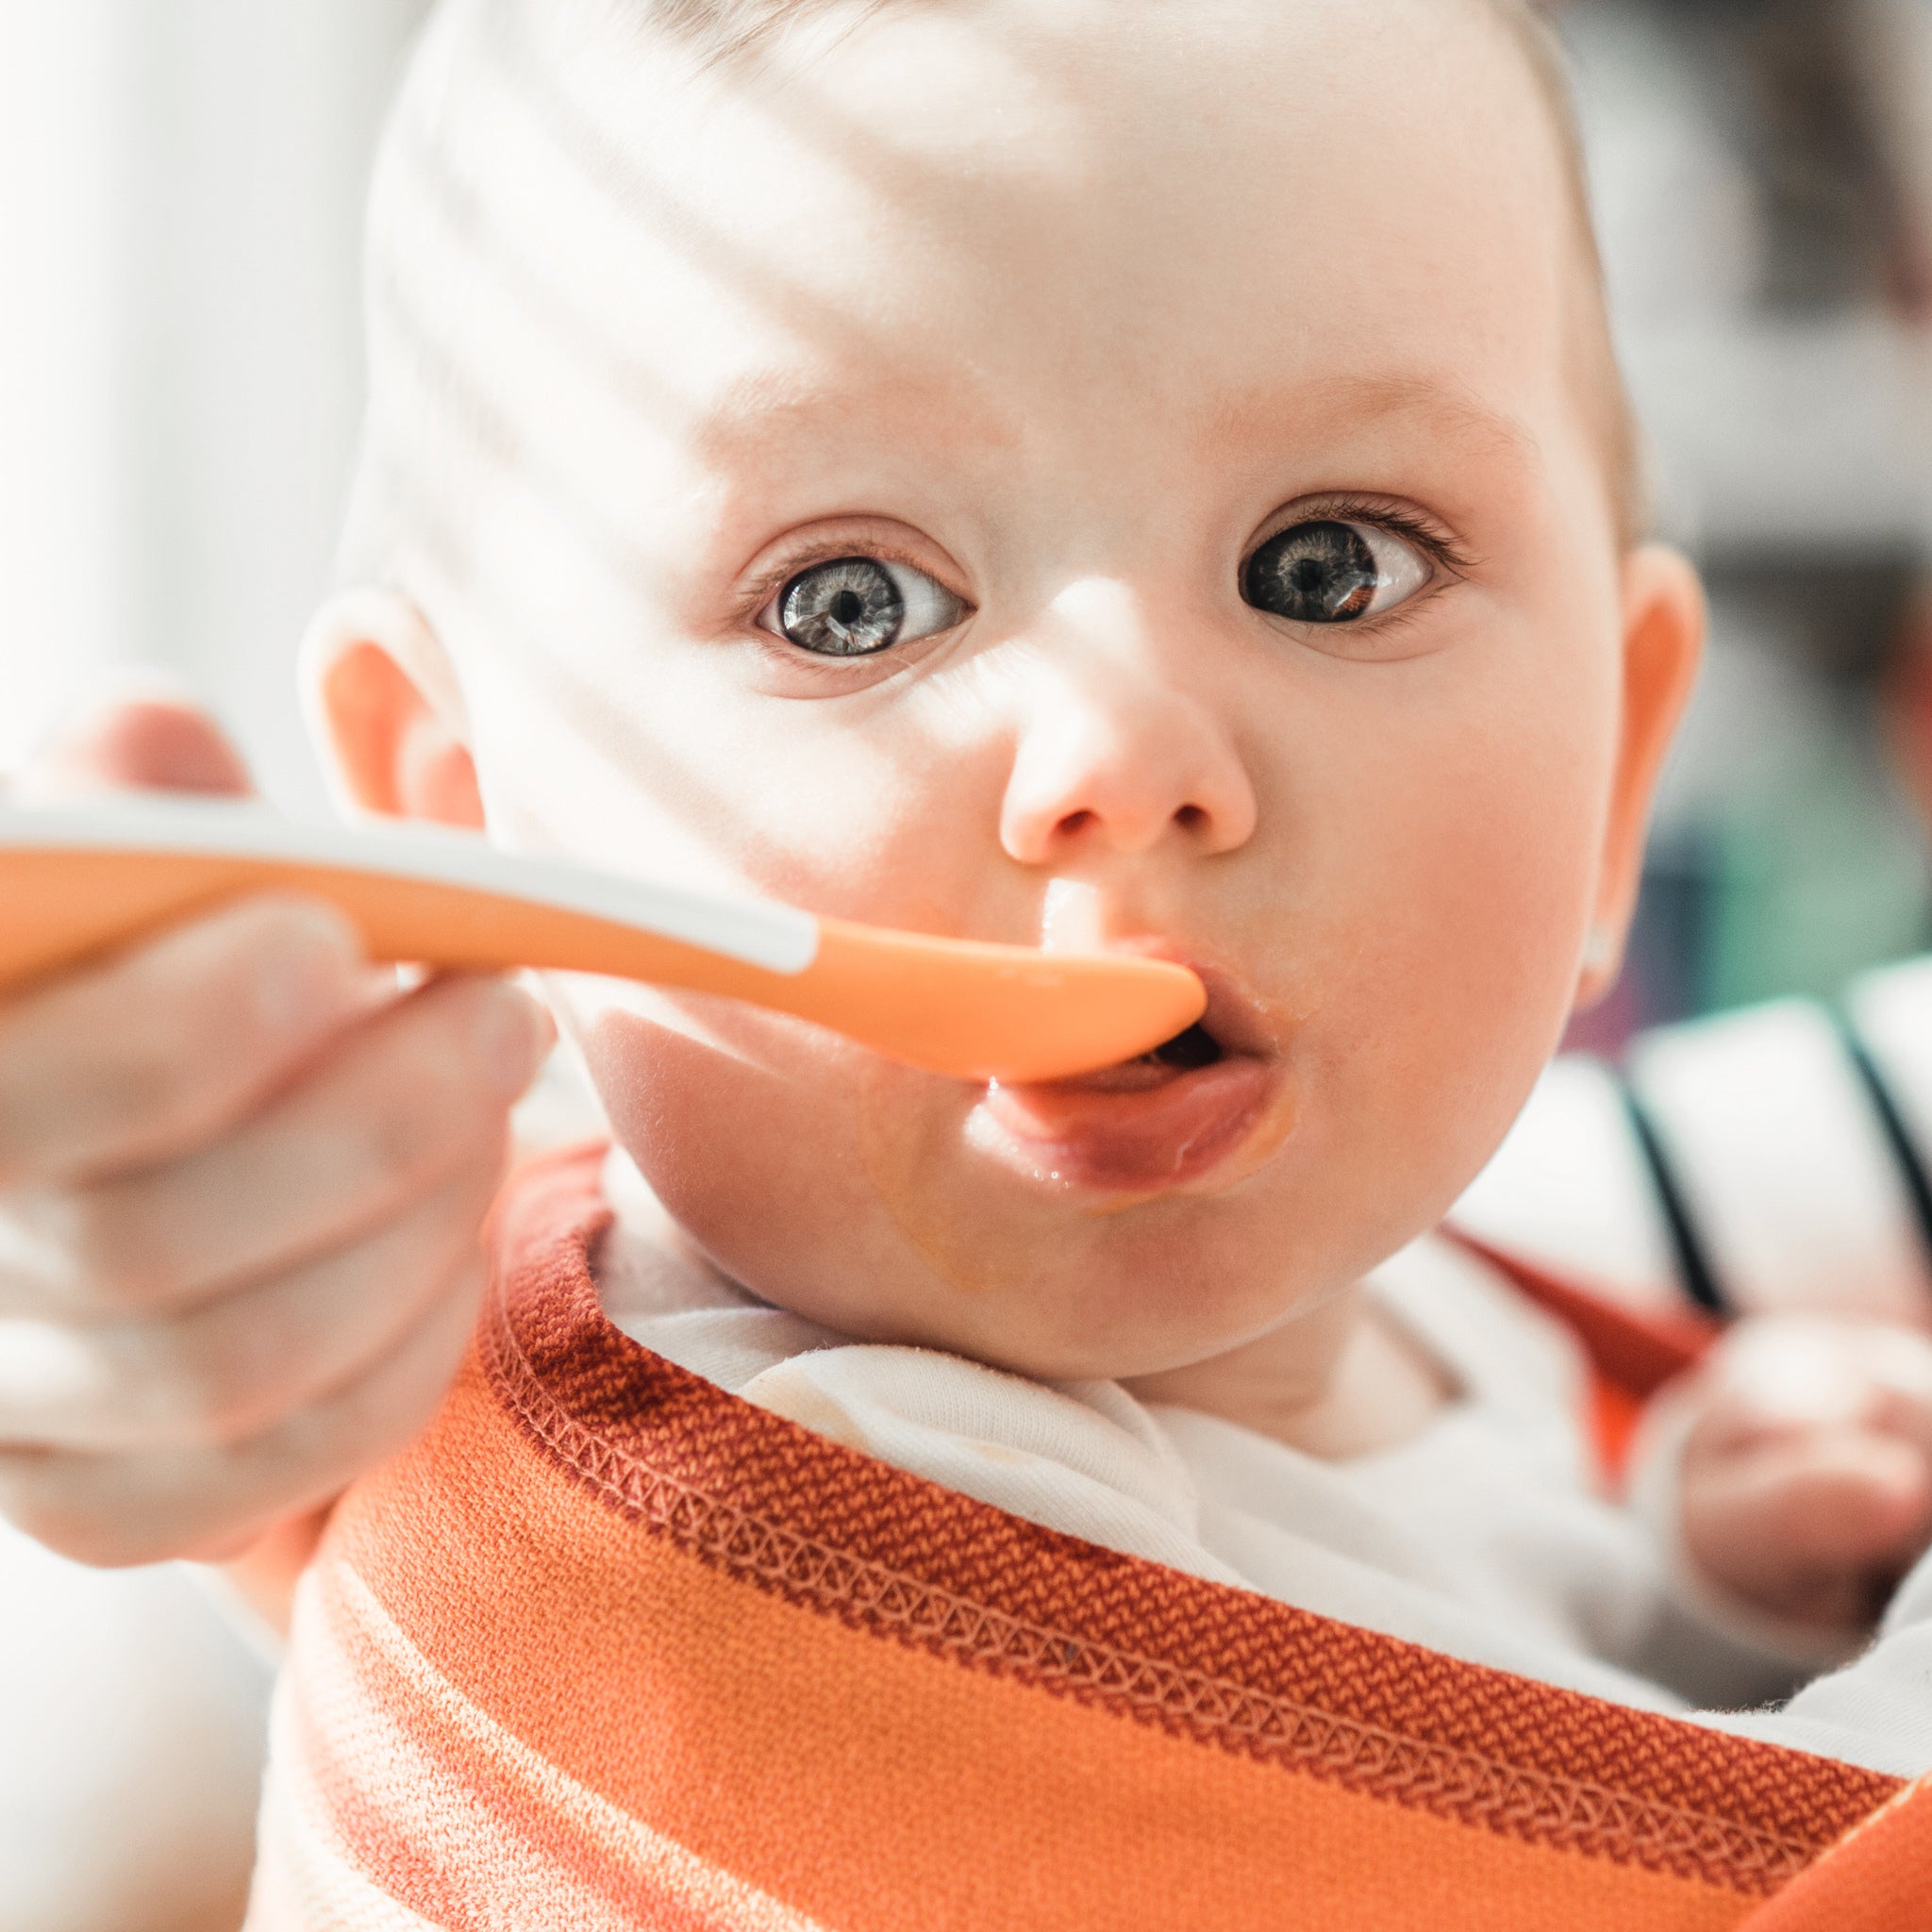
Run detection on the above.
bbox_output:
[0,696,551,1567]
[1675,1315,1932,1635]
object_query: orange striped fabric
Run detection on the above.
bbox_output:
[245,1147,1910,1931]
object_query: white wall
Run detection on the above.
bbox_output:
[0,1,432,813]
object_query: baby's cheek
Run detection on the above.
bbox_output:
[582,1005,839,1200]
[571,998,973,1337]
[1310,741,1602,1214]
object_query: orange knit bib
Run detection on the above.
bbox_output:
[246,1146,1929,1931]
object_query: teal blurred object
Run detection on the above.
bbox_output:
[1577,681,1932,1062]
[1700,702,1932,1012]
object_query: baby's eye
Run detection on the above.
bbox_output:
[1241,520,1433,625]
[757,557,966,658]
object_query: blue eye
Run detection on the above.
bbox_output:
[758,557,966,658]
[1242,520,1432,625]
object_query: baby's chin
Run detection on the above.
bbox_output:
[575,1001,1346,1381]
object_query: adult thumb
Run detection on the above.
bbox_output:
[13,676,255,802]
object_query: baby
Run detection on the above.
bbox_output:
[8,0,1932,1904]
[308,0,1932,1707]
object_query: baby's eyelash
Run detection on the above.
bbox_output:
[732,501,1468,639]
[1291,496,1476,576]
[735,540,966,626]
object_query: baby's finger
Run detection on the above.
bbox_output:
[1841,1329,1932,1464]
[1684,1428,1932,1627]
[0,1254,485,1568]
[0,897,378,1188]
[0,1155,504,1453]
[0,974,549,1318]
[1690,1318,1878,1453]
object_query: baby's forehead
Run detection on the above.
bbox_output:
[433,0,1574,237]
[354,0,1613,581]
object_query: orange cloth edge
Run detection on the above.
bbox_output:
[1736,1774,1932,1931]
[1445,1229,1719,1485]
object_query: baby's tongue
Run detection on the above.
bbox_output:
[1032,1054,1186,1097]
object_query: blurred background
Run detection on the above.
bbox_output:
[6,1,1932,1036]
[1562,0,1932,1043]
[0,0,431,819]
[4,2,1932,1927]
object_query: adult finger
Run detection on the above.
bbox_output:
[0,1154,505,1453]
[2,975,550,1316]
[0,895,379,1188]
[0,1256,486,1569]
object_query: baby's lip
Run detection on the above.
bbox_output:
[1079,953,1281,1076]
[1027,950,1282,1090]
[974,950,1289,1194]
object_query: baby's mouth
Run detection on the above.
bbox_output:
[974,968,1285,1194]
[1045,1019,1227,1094]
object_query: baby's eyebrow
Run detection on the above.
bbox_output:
[1207,374,1541,475]
[686,367,1019,475]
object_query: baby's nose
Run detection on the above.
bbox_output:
[998,588,1257,865]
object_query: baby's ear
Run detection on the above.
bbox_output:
[301,590,485,830]
[1583,544,1706,1004]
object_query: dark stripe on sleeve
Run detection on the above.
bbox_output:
[1619,1081,1730,1318]
[1838,1015,1932,1274]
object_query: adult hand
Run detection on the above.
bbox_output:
[0,691,549,1565]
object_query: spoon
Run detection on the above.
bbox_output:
[0,799,1207,1084]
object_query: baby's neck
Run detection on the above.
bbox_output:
[1124,1297,1457,1459]
[601,1148,1454,1460]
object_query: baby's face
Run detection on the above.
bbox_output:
[391,0,1672,1377]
